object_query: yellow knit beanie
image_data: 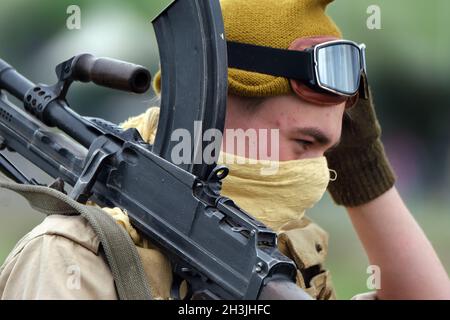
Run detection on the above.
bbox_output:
[153,0,341,98]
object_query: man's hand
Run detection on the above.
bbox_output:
[325,87,396,207]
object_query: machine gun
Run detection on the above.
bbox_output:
[0,0,311,300]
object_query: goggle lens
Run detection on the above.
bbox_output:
[316,43,362,96]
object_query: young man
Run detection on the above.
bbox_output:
[1,0,449,300]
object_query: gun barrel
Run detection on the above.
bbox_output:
[0,59,34,100]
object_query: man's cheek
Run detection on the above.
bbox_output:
[277,139,301,161]
[256,128,280,162]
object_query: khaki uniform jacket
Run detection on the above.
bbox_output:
[0,215,118,299]
[0,212,335,300]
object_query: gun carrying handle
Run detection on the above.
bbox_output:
[72,54,151,94]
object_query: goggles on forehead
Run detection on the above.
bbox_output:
[227,39,368,98]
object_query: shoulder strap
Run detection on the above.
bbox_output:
[0,173,152,300]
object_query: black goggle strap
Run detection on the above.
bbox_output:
[227,41,370,100]
[226,41,314,82]
[359,70,370,100]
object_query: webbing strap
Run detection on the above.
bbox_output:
[0,173,152,300]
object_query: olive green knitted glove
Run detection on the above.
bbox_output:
[325,88,396,207]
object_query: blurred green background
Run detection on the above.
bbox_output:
[0,0,449,299]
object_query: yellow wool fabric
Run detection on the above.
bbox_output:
[102,207,142,245]
[218,153,330,231]
[152,0,341,97]
[120,107,160,144]
[152,71,161,96]
[222,0,341,97]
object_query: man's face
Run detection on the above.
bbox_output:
[224,36,346,161]
[224,94,345,161]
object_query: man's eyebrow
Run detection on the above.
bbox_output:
[295,127,342,150]
[295,127,332,146]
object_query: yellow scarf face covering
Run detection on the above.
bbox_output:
[217,152,330,231]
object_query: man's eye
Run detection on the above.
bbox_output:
[295,139,313,147]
